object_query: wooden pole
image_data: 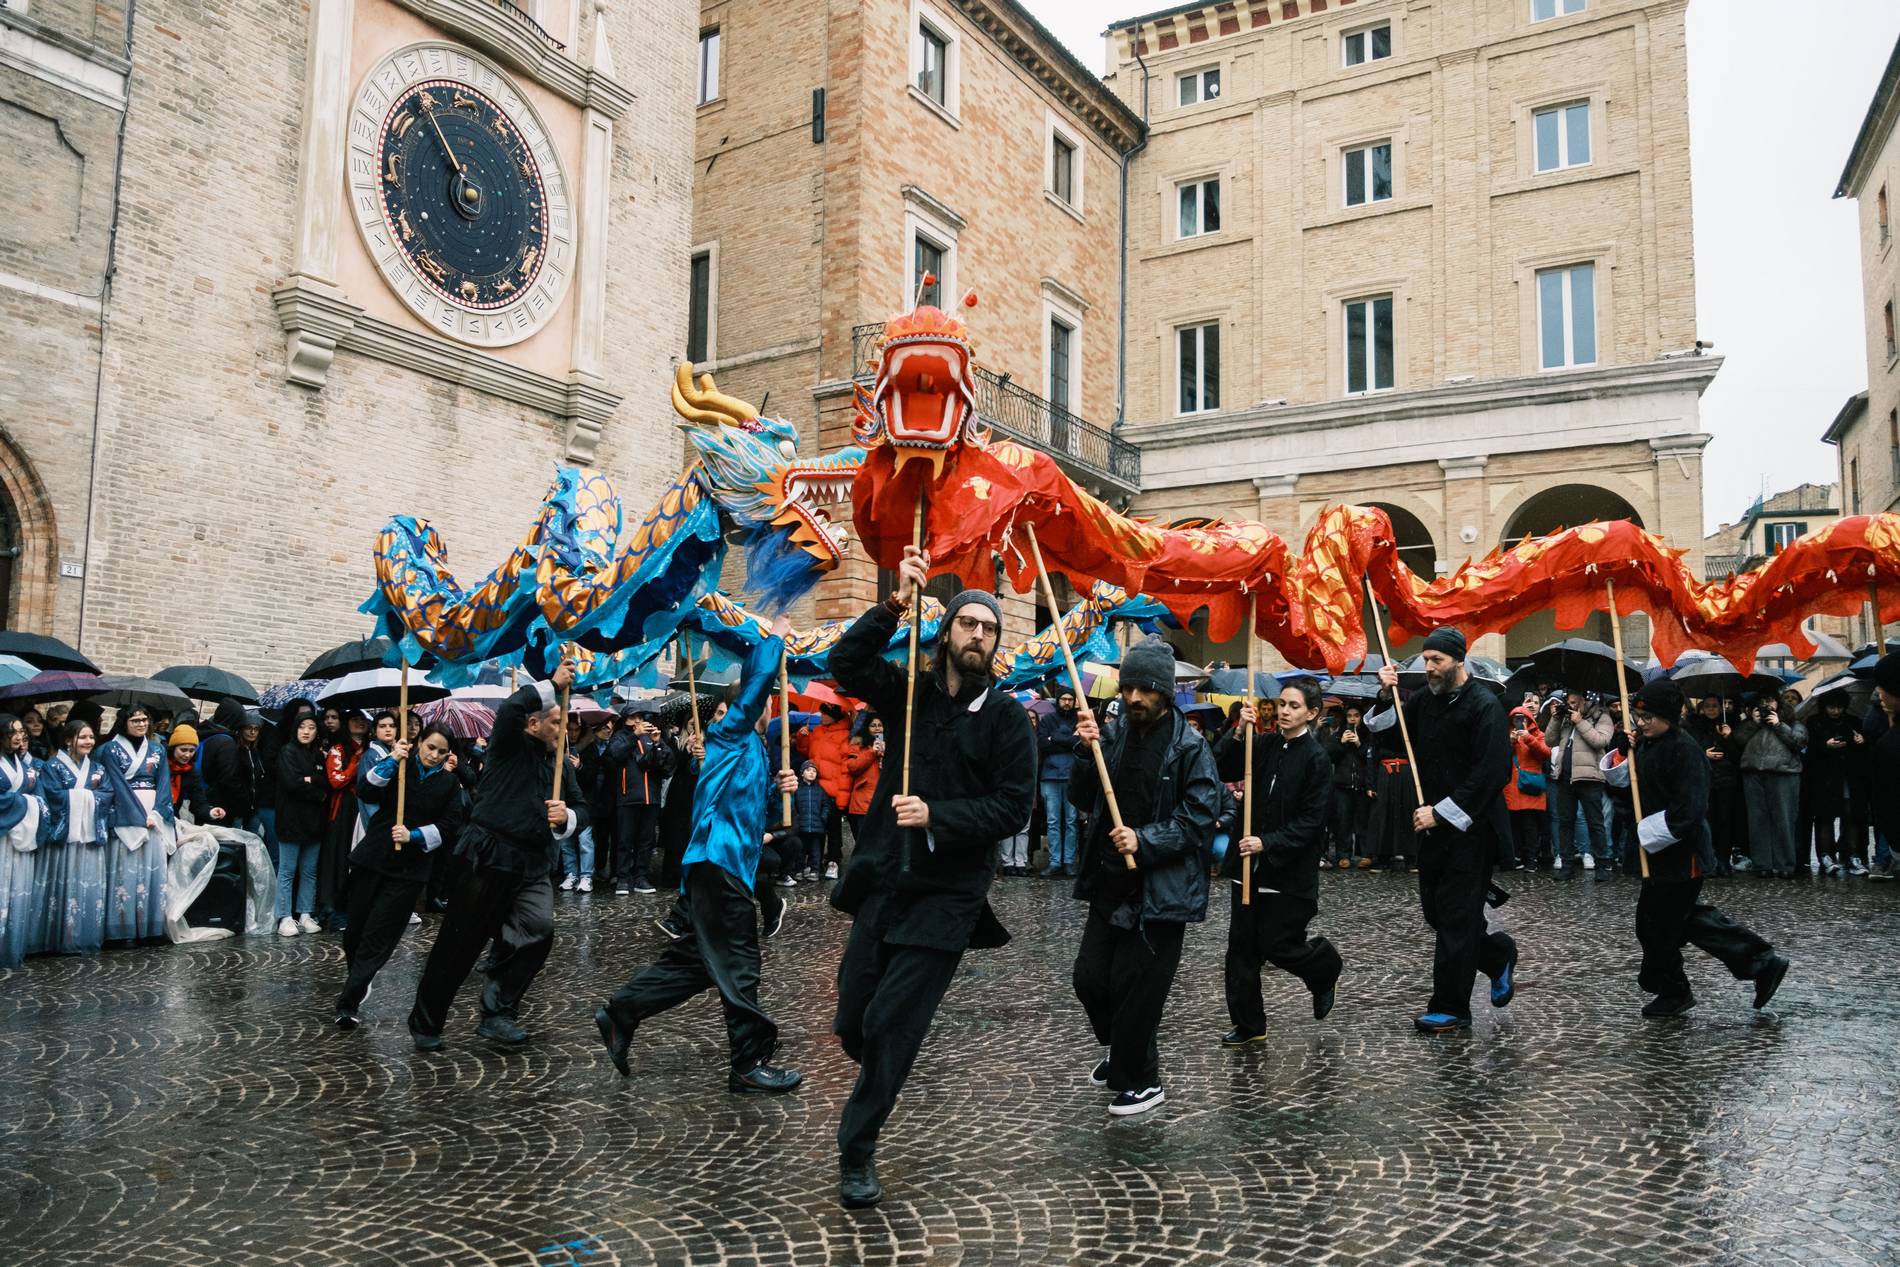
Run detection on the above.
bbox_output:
[780,644,794,829]
[1364,579,1426,806]
[394,658,408,851]
[1605,579,1650,879]
[1026,521,1135,869]
[899,494,926,872]
[1871,578,1883,650]
[550,654,572,804]
[1241,630,1255,905]
[683,630,702,747]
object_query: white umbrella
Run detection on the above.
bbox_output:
[316,668,449,711]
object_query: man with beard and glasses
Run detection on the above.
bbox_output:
[827,546,1036,1210]
[1368,628,1519,1034]
[1068,637,1221,1118]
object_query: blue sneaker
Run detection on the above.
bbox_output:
[1413,1012,1470,1034]
[1490,947,1518,1009]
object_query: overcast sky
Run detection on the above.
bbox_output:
[1021,0,1900,534]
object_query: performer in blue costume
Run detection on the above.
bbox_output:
[38,720,130,955]
[0,714,52,968]
[594,619,803,1094]
[99,705,175,942]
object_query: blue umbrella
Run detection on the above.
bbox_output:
[0,655,39,687]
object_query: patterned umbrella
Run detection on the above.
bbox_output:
[416,697,495,739]
[316,668,449,711]
[153,664,259,703]
[259,680,326,710]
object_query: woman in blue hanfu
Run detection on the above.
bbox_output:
[99,704,174,943]
[0,713,52,968]
[38,719,117,955]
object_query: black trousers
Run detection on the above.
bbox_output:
[588,801,616,881]
[615,804,659,887]
[1509,810,1544,867]
[834,923,963,1167]
[408,864,554,1036]
[1635,878,1776,999]
[824,803,845,865]
[1224,887,1340,1034]
[338,870,424,1012]
[1330,789,1368,860]
[1416,844,1514,1020]
[606,862,776,1073]
[1072,909,1186,1093]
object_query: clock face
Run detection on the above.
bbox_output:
[347,43,573,348]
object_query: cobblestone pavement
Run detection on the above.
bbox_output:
[2,868,1896,1266]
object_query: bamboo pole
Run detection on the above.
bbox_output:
[1605,579,1650,879]
[899,495,926,873]
[1025,522,1134,869]
[780,644,794,829]
[684,630,702,747]
[1241,630,1256,905]
[550,656,572,804]
[1364,579,1426,806]
[394,658,409,851]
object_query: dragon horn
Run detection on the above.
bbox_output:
[671,362,760,426]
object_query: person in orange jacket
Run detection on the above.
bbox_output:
[1504,703,1553,870]
[841,716,884,878]
[795,703,854,877]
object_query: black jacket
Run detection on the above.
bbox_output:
[1318,720,1369,792]
[462,681,580,875]
[273,741,330,844]
[607,729,674,806]
[1682,712,1743,790]
[1215,728,1330,902]
[1801,712,1856,808]
[1369,680,1511,862]
[829,602,1035,952]
[201,699,262,821]
[1070,707,1220,924]
[352,754,468,882]
[1632,724,1717,882]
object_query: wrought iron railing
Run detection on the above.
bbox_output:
[851,323,1140,493]
[494,0,565,52]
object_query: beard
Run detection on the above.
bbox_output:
[1426,669,1457,696]
[951,639,992,676]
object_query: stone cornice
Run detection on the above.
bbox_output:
[1837,37,1900,198]
[1124,357,1725,451]
[951,0,1145,151]
[902,184,967,232]
[389,0,633,119]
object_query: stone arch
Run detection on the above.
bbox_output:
[0,427,60,633]
[1363,500,1439,579]
[1498,482,1648,658]
[1494,473,1651,550]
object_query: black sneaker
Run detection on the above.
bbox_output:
[1642,993,1696,1019]
[1088,1058,1110,1087]
[1107,1086,1165,1117]
[1752,956,1790,1010]
[1220,1027,1266,1047]
[632,882,657,895]
[407,1015,444,1052]
[335,1009,359,1031]
[730,1062,803,1094]
[839,1160,882,1209]
[476,1014,529,1044]
[594,1006,633,1077]
[1313,980,1338,1021]
[654,914,686,941]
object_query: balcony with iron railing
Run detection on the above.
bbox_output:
[851,323,1140,498]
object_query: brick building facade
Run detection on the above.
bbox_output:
[1,0,694,683]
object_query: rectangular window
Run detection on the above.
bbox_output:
[1051,134,1075,205]
[1344,296,1395,394]
[914,236,944,308]
[1766,522,1805,555]
[1343,142,1393,207]
[918,22,948,106]
[1532,0,1586,20]
[1880,185,1891,246]
[1177,67,1220,106]
[1177,322,1220,414]
[1851,457,1861,516]
[1177,177,1221,237]
[697,28,720,105]
[1049,316,1073,410]
[687,250,711,362]
[1536,263,1597,369]
[1887,300,1897,360]
[1343,24,1392,67]
[1533,102,1591,173]
[1891,409,1900,483]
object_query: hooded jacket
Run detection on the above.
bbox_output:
[1070,706,1220,925]
[200,699,263,821]
[1503,706,1552,812]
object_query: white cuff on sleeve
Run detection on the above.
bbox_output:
[419,824,443,853]
[555,808,578,840]
[1365,705,1398,733]
[363,763,393,788]
[1637,811,1677,852]
[1599,752,1631,789]
[1432,797,1472,832]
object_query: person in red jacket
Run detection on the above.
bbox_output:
[795,703,854,876]
[1504,703,1552,870]
[841,716,884,878]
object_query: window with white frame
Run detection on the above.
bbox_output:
[1766,522,1805,555]
[1177,66,1220,106]
[687,249,713,363]
[1532,0,1586,20]
[1049,315,1075,413]
[913,235,946,308]
[1177,322,1220,415]
[1343,141,1393,207]
[1177,177,1220,238]
[1344,295,1395,394]
[1533,101,1590,173]
[697,28,720,104]
[1536,263,1597,370]
[1045,112,1084,213]
[1343,23,1392,67]
[1051,135,1076,204]
[915,13,955,112]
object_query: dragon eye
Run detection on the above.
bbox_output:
[778,440,797,460]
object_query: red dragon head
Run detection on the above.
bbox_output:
[854,304,985,476]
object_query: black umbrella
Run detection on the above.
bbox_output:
[0,670,108,706]
[1797,674,1873,722]
[0,632,100,674]
[1322,676,1383,702]
[153,664,259,703]
[1396,654,1510,696]
[667,663,739,694]
[1524,638,1643,696]
[1204,667,1275,696]
[91,675,194,715]
[302,636,398,681]
[315,668,448,711]
[1668,656,1786,700]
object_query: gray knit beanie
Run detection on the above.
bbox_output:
[1120,637,1176,695]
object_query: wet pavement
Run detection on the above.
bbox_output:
[2,867,1896,1266]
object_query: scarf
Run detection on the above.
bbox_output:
[56,751,99,845]
[169,752,194,807]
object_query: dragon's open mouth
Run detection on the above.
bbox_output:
[875,337,975,464]
[774,465,856,566]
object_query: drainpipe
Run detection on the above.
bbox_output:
[1114,27,1151,431]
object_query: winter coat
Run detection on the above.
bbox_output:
[200,700,263,822]
[1738,712,1806,775]
[793,776,831,835]
[1546,704,1614,785]
[844,736,881,816]
[1215,728,1329,902]
[794,715,854,809]
[1801,712,1856,810]
[1683,712,1743,790]
[607,729,674,806]
[1318,719,1369,792]
[1503,706,1552,812]
[274,741,330,844]
[1071,707,1221,925]
[1034,710,1078,782]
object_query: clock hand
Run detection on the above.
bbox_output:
[421,106,464,174]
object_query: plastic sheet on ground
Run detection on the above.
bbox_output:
[165,819,275,944]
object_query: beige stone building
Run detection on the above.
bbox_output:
[1702,481,1853,678]
[2,0,695,683]
[1103,0,1716,664]
[1826,35,1900,644]
[688,0,1143,627]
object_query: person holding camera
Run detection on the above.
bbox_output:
[1546,688,1615,880]
[1503,704,1552,870]
[1738,691,1807,879]
[1319,705,1372,868]
[609,704,676,895]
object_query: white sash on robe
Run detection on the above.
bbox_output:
[110,735,171,853]
[2,756,40,853]
[57,752,100,845]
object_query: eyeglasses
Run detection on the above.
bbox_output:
[952,615,999,637]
